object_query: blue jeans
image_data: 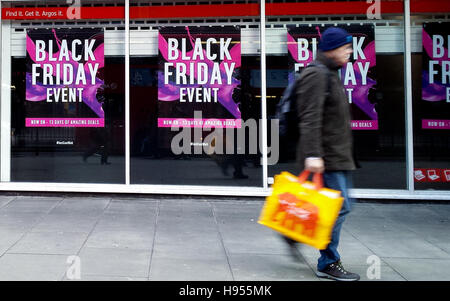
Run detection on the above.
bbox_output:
[317,171,355,271]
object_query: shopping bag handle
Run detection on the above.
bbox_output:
[298,170,323,190]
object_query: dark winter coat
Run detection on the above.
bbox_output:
[296,51,356,171]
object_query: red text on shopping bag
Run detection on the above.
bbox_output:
[273,192,319,238]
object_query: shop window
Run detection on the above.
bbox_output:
[412,21,450,190]
[3,1,126,183]
[265,1,407,189]
[129,1,263,186]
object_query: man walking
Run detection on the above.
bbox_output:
[295,27,360,281]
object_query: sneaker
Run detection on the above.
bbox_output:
[316,260,360,281]
[279,235,303,262]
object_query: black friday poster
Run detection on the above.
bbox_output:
[25,28,104,127]
[157,26,241,129]
[287,24,377,130]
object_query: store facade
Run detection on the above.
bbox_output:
[0,0,449,200]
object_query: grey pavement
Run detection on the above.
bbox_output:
[0,194,449,281]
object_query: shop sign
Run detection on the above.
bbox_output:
[25,28,105,127]
[287,24,378,130]
[2,7,123,20]
[157,26,241,129]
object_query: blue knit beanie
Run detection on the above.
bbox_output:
[318,27,353,51]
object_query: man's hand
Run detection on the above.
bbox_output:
[305,157,324,173]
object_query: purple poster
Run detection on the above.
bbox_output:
[287,24,378,130]
[421,22,450,130]
[26,28,105,127]
[158,26,241,128]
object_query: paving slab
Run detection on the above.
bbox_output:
[94,213,156,232]
[211,201,264,216]
[221,231,293,256]
[344,203,387,220]
[398,222,450,254]
[0,196,61,214]
[227,253,318,281]
[426,204,450,221]
[0,229,27,256]
[0,211,45,232]
[8,231,88,255]
[374,204,445,224]
[158,200,215,220]
[31,213,100,233]
[104,200,158,215]
[77,247,151,278]
[149,257,233,281]
[49,197,110,217]
[156,205,218,237]
[157,223,218,240]
[381,258,450,281]
[0,254,68,281]
[0,196,16,209]
[84,229,154,250]
[14,196,62,202]
[152,236,226,260]
[156,214,221,233]
[345,217,450,259]
[216,215,293,256]
[64,275,147,281]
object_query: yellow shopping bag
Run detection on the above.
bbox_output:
[258,170,344,250]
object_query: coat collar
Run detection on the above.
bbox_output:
[316,51,341,71]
